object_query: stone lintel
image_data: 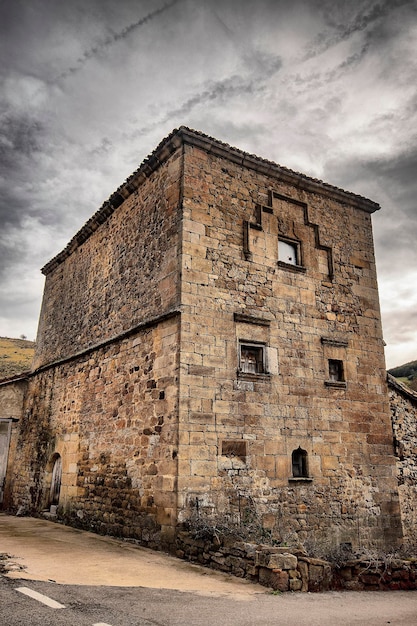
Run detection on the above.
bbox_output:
[234,313,271,326]
[321,337,349,348]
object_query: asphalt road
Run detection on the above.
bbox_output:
[2,575,417,626]
[1,514,417,625]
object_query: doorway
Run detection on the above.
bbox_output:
[49,454,62,509]
[0,420,12,506]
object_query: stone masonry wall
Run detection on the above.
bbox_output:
[177,142,402,554]
[389,376,417,548]
[34,149,182,369]
[11,316,180,547]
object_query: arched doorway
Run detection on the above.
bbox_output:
[49,454,62,508]
[0,420,12,507]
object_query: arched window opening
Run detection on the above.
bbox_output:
[50,454,62,507]
[292,447,308,478]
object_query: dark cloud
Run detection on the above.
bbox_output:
[0,111,44,229]
[371,153,417,220]
[327,150,417,223]
[0,111,42,165]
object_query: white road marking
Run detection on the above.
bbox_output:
[93,623,113,626]
[15,586,66,609]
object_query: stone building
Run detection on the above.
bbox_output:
[0,374,27,507]
[0,127,408,553]
[388,374,417,547]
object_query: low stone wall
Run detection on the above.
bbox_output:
[335,558,417,591]
[176,532,332,592]
[176,532,417,592]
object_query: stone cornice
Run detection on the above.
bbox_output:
[31,308,181,376]
[0,372,30,387]
[42,126,380,275]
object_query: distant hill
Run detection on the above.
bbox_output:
[388,359,417,390]
[0,337,35,379]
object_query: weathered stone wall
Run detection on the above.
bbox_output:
[177,142,402,553]
[11,143,183,545]
[0,377,27,419]
[0,378,26,420]
[10,316,180,547]
[389,375,417,548]
[33,150,182,369]
[336,557,417,591]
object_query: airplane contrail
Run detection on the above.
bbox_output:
[52,0,180,83]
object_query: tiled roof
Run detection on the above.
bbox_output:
[388,373,417,405]
[42,126,380,275]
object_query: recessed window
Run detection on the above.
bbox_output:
[222,440,247,460]
[278,239,299,266]
[328,359,344,382]
[239,343,265,374]
[292,447,308,478]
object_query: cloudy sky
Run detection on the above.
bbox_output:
[0,0,416,369]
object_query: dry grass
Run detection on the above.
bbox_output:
[0,336,35,378]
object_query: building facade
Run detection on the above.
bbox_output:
[1,128,406,553]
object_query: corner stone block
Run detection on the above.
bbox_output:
[190,460,217,477]
[303,558,333,592]
[255,548,297,569]
[259,567,289,592]
[156,506,175,526]
[267,553,298,570]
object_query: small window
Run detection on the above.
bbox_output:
[328,359,344,382]
[239,343,265,374]
[222,440,247,460]
[292,447,308,478]
[279,239,299,266]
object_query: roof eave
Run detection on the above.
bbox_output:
[42,126,380,275]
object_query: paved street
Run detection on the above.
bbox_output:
[1,514,417,625]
